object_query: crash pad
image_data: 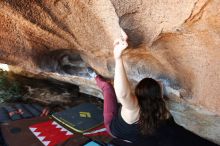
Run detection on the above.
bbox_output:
[52,103,103,133]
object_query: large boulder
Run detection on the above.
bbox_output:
[0,0,220,144]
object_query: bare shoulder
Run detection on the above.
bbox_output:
[121,105,140,124]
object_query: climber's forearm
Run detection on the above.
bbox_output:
[113,34,138,109]
[114,57,133,106]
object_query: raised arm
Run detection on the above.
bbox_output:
[113,31,138,110]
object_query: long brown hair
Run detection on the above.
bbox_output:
[135,78,169,135]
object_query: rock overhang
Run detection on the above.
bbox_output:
[0,0,220,144]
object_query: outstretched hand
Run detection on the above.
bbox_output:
[113,29,128,60]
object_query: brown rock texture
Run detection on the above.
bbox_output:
[0,0,220,144]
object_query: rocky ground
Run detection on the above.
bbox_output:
[0,71,103,111]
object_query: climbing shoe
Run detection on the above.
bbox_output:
[86,67,97,78]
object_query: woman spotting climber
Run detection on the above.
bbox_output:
[86,29,170,144]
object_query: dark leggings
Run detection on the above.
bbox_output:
[95,75,118,135]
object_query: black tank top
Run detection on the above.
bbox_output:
[110,107,141,142]
[110,107,219,146]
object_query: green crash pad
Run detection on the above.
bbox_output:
[52,103,103,133]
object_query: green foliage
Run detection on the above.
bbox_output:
[0,69,22,103]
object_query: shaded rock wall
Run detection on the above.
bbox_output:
[0,0,220,144]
